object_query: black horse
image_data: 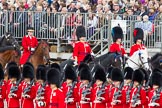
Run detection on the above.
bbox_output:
[0,33,21,68]
[0,32,20,52]
[150,53,162,71]
[60,52,123,72]
[89,52,123,70]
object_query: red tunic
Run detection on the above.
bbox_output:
[78,82,92,108]
[20,81,36,108]
[107,84,113,108]
[123,85,130,108]
[20,35,38,65]
[35,82,48,108]
[0,80,6,108]
[6,80,22,108]
[129,87,147,108]
[61,82,78,108]
[109,87,126,108]
[45,87,65,108]
[109,42,126,56]
[148,89,162,108]
[91,85,109,108]
[129,44,146,56]
[73,41,92,64]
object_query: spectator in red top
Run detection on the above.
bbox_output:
[129,28,147,56]
[109,26,126,56]
[73,25,93,65]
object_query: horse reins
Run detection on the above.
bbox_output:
[125,53,149,68]
[42,42,50,64]
[138,52,150,69]
[125,56,141,67]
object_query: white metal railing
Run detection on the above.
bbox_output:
[0,11,162,51]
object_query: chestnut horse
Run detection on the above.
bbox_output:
[0,49,21,68]
[0,33,21,68]
[28,40,50,73]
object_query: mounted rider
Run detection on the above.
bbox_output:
[73,25,94,65]
[130,28,147,56]
[109,26,127,57]
[19,27,38,66]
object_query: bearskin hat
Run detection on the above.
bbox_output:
[133,28,144,43]
[94,65,106,82]
[50,63,61,72]
[111,26,123,42]
[124,67,134,80]
[80,66,92,82]
[78,63,90,76]
[6,61,17,69]
[107,66,114,78]
[76,25,86,39]
[22,63,34,79]
[0,64,4,80]
[132,69,144,84]
[65,65,77,81]
[36,65,46,81]
[152,71,162,87]
[47,68,60,87]
[27,26,34,31]
[78,63,89,71]
[111,68,124,82]
[25,62,34,69]
[8,65,20,79]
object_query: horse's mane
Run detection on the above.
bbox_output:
[34,42,41,51]
[151,53,162,61]
[34,40,48,52]
[95,53,109,62]
[0,46,15,52]
[93,52,122,69]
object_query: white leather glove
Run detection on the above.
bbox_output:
[22,94,30,98]
[131,100,141,107]
[97,97,105,101]
[38,101,45,107]
[65,98,74,103]
[74,61,78,66]
[124,54,128,58]
[8,93,17,98]
[148,102,160,106]
[91,52,95,56]
[31,48,35,51]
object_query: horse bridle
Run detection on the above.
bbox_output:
[5,34,20,50]
[126,53,148,68]
[42,42,50,64]
[139,53,149,68]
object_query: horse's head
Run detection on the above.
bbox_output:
[150,53,162,70]
[126,49,150,71]
[95,52,123,70]
[34,40,50,63]
[3,32,20,50]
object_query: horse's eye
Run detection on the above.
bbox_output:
[141,57,144,59]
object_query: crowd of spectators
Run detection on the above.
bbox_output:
[0,0,162,44]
